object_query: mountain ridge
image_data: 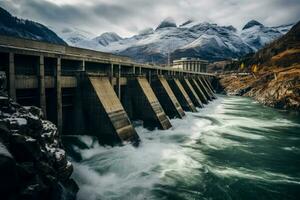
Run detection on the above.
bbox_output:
[61,18,292,63]
[0,7,66,45]
[0,6,293,64]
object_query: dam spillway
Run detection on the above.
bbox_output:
[0,35,217,145]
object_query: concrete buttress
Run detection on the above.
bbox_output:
[125,76,172,130]
[151,76,185,119]
[167,78,197,112]
[8,52,16,100]
[84,75,139,145]
[197,77,212,101]
[201,77,217,99]
[180,78,204,108]
[189,78,208,104]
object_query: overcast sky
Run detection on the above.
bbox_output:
[1,0,300,37]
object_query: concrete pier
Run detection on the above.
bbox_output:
[189,78,208,104]
[151,75,185,119]
[85,76,139,144]
[196,77,212,101]
[116,64,121,98]
[206,77,216,93]
[55,57,62,133]
[38,55,46,115]
[168,78,197,112]
[201,77,216,99]
[125,76,172,130]
[8,52,16,100]
[180,78,204,108]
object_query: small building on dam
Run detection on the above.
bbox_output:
[172,57,208,72]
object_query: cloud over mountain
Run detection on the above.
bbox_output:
[0,0,299,37]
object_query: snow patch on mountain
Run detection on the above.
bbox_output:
[59,18,293,63]
[55,27,95,45]
[181,34,225,49]
[139,28,154,35]
[240,21,292,51]
[92,32,122,46]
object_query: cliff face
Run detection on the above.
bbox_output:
[220,66,300,110]
[0,90,78,199]
[220,21,300,111]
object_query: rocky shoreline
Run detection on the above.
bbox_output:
[0,91,78,200]
[219,66,300,111]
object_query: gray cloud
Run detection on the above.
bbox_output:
[0,0,299,37]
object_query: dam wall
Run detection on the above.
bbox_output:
[0,35,217,145]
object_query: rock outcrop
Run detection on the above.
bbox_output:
[0,79,77,199]
[220,66,300,110]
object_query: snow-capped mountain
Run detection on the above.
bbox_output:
[240,20,293,51]
[172,22,252,62]
[0,7,66,45]
[55,27,93,45]
[1,4,291,64]
[92,32,123,46]
[65,18,292,63]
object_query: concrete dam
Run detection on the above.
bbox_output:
[0,35,217,145]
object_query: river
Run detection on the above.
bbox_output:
[63,95,300,200]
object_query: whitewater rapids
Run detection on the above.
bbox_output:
[63,95,300,200]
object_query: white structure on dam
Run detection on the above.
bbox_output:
[172,58,208,72]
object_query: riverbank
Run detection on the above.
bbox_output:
[219,65,300,111]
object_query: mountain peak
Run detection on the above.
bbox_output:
[242,20,264,30]
[156,17,177,30]
[93,32,122,46]
[99,32,121,39]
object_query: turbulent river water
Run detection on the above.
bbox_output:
[63,95,300,200]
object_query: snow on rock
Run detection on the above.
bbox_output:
[139,27,154,35]
[55,27,95,46]
[181,34,226,49]
[92,32,123,46]
[0,91,78,199]
[241,20,292,51]
[14,117,27,126]
[0,142,12,158]
[274,24,294,34]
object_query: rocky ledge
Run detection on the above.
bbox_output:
[0,92,78,200]
[219,66,300,111]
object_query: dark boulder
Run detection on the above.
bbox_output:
[0,92,78,200]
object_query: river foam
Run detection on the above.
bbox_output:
[64,95,300,200]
